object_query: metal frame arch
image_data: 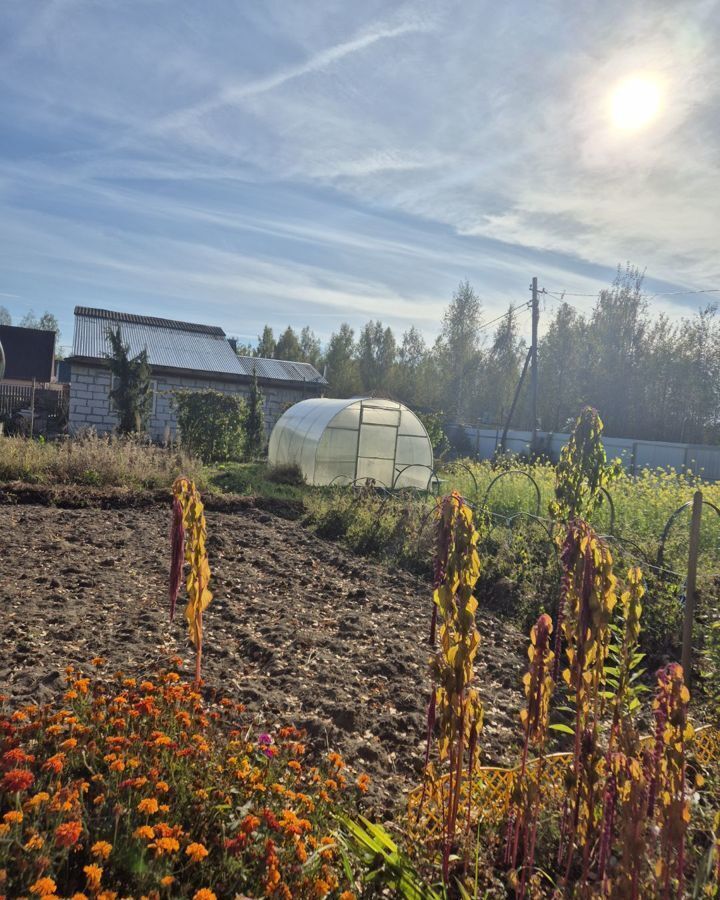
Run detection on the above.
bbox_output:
[480,469,542,517]
[656,499,720,568]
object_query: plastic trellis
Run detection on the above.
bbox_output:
[407,724,720,839]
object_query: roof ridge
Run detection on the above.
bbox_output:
[73,306,225,336]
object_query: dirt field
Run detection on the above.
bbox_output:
[1,494,527,814]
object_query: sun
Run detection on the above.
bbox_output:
[610,75,662,131]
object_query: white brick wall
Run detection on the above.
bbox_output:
[69,362,319,441]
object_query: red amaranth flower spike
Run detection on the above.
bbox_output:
[169,496,185,621]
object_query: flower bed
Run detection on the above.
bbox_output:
[0,661,364,899]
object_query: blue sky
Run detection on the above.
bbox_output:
[1,0,718,353]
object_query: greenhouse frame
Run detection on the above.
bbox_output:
[268,397,434,488]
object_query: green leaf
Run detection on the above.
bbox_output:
[549,723,575,735]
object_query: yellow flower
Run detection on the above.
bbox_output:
[137,797,159,815]
[84,863,103,890]
[185,842,209,862]
[91,840,113,860]
[3,810,23,825]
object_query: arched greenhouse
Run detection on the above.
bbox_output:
[268,397,434,489]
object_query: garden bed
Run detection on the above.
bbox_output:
[1,497,526,816]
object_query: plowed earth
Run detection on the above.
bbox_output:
[1,492,526,814]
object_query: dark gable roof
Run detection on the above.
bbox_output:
[0,324,55,382]
[70,306,327,385]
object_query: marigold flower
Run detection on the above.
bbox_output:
[3,810,23,825]
[160,875,175,887]
[84,863,103,890]
[155,780,169,792]
[74,678,90,694]
[151,836,180,856]
[28,791,50,808]
[339,893,356,900]
[356,774,371,793]
[287,760,302,773]
[60,738,78,751]
[0,823,10,836]
[30,876,57,896]
[55,820,83,847]
[184,841,209,862]
[25,833,45,850]
[2,747,34,768]
[91,657,105,666]
[71,894,89,900]
[192,890,217,900]
[43,753,66,774]
[137,797,159,815]
[91,840,113,860]
[2,768,34,792]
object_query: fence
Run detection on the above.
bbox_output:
[451,425,720,482]
[0,381,69,436]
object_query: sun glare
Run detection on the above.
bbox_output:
[610,75,662,131]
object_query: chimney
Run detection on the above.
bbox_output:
[227,337,237,352]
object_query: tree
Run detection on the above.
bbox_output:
[274,326,302,361]
[438,281,483,420]
[357,320,396,392]
[19,310,61,341]
[256,326,276,359]
[537,302,587,432]
[299,326,322,368]
[479,305,525,424]
[0,306,10,326]
[394,326,428,407]
[245,367,265,458]
[105,326,152,434]
[325,324,361,397]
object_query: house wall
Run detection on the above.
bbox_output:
[68,362,320,441]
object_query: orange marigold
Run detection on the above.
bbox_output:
[192,890,217,900]
[29,877,57,896]
[356,774,370,793]
[91,840,113,860]
[24,833,45,850]
[55,820,83,847]
[84,863,103,889]
[137,797,159,815]
[0,823,10,836]
[151,836,180,856]
[133,825,155,840]
[2,768,34,792]
[43,753,66,774]
[185,842,209,862]
[3,810,23,825]
[339,893,356,900]
[160,875,175,887]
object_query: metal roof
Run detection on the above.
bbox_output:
[70,307,327,383]
[235,355,327,384]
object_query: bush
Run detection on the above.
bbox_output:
[0,662,365,899]
[266,463,305,486]
[173,391,247,463]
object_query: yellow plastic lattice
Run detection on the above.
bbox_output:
[407,725,719,837]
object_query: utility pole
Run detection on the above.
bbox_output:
[530,276,539,452]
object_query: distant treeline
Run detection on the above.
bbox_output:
[235,265,720,445]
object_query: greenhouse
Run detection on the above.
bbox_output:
[268,397,434,488]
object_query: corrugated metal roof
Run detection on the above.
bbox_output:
[70,307,327,384]
[235,356,327,384]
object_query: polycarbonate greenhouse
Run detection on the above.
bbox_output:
[268,397,434,488]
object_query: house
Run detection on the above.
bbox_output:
[66,307,327,440]
[0,324,56,383]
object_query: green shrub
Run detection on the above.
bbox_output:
[173,390,247,463]
[266,463,305,485]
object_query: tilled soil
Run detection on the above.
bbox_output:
[1,497,527,814]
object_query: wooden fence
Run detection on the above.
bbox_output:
[0,381,69,436]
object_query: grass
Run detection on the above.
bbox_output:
[0,433,203,490]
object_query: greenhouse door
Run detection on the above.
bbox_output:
[354,401,401,487]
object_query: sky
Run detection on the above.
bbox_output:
[1,0,718,354]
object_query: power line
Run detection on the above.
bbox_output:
[541,287,720,300]
[478,299,532,332]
